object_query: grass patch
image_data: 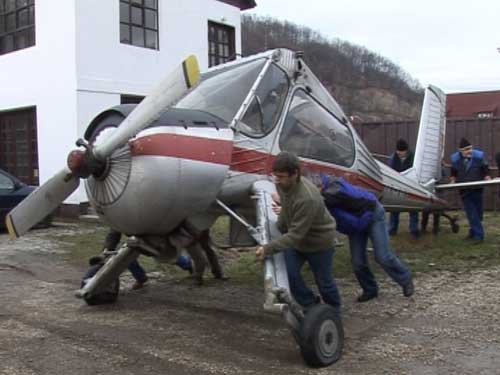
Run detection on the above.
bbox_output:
[49,210,500,286]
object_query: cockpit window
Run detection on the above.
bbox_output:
[175,59,266,123]
[238,63,289,137]
[279,90,355,167]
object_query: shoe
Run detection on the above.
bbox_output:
[410,231,420,240]
[132,276,148,290]
[471,238,484,245]
[388,230,397,237]
[402,278,414,297]
[357,291,378,303]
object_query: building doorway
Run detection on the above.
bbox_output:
[0,107,38,185]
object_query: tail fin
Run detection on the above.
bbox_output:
[402,85,446,190]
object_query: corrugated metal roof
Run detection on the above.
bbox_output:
[446,90,500,118]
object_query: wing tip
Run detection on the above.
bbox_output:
[5,214,19,239]
[182,55,200,89]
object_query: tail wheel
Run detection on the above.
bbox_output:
[81,264,120,306]
[299,304,344,367]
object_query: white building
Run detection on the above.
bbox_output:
[0,0,255,215]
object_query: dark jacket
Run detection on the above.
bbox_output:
[451,149,489,194]
[389,151,414,172]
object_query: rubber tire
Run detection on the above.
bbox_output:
[299,304,344,367]
[451,223,459,233]
[80,264,120,306]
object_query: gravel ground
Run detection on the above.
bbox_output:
[0,224,499,374]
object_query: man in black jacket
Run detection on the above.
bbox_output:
[388,139,419,239]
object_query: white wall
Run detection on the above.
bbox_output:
[0,0,243,205]
[0,0,79,201]
[75,0,242,95]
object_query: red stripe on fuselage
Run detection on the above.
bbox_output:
[130,133,233,165]
[230,147,385,193]
[130,133,435,203]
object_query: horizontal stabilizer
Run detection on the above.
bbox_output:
[436,178,500,190]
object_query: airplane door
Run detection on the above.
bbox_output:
[231,63,291,174]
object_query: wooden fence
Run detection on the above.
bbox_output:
[353,117,500,210]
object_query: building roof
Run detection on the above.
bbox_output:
[217,0,257,10]
[446,90,500,118]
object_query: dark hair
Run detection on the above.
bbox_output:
[272,151,301,177]
[396,138,408,151]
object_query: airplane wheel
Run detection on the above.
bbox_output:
[80,264,120,306]
[299,304,344,367]
[451,223,459,233]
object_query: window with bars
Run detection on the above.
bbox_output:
[120,0,158,50]
[208,21,235,67]
[0,0,35,56]
[0,107,38,185]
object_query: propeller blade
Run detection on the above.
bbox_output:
[93,55,200,160]
[5,167,80,239]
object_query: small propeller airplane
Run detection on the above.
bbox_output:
[5,48,499,367]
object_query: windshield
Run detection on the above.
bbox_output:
[175,59,266,123]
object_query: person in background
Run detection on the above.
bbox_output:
[255,152,341,316]
[93,229,193,290]
[388,138,420,239]
[450,138,491,243]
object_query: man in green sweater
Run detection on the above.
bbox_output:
[255,152,341,315]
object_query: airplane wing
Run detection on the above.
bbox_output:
[435,178,500,190]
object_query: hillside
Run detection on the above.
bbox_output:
[242,15,423,121]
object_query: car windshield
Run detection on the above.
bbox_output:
[175,59,266,123]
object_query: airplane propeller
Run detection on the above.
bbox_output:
[5,55,200,239]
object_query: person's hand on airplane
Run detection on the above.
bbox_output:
[255,246,265,261]
[271,201,282,215]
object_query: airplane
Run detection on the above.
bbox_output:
[5,48,497,367]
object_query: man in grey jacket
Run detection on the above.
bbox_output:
[255,152,341,315]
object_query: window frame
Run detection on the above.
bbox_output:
[0,0,36,56]
[237,62,290,139]
[208,20,235,67]
[278,88,356,168]
[119,0,159,50]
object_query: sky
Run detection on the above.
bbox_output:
[245,0,500,93]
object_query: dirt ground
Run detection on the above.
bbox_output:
[1,223,499,375]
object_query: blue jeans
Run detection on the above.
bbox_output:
[389,211,419,235]
[350,202,412,295]
[128,260,147,283]
[462,190,484,240]
[284,248,341,314]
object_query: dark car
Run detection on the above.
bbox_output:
[0,168,51,230]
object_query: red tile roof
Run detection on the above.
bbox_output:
[446,90,500,118]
